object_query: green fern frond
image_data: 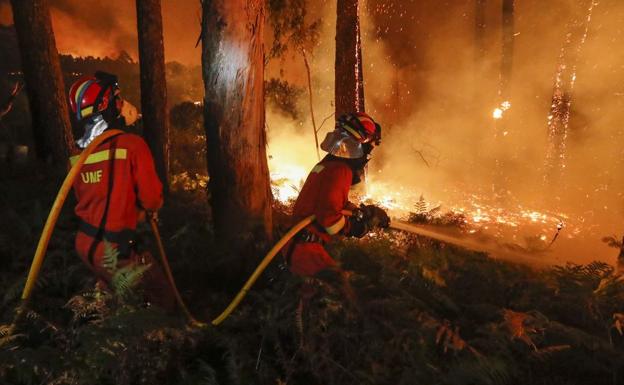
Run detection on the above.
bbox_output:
[102,241,119,274]
[111,263,151,298]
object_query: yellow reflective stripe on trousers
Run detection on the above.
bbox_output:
[325,215,346,235]
[69,148,127,166]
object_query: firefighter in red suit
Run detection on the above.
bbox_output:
[288,112,390,280]
[68,72,174,310]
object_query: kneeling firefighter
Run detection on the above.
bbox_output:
[287,112,390,279]
[68,71,174,310]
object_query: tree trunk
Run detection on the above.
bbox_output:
[136,0,170,188]
[10,0,75,164]
[201,0,273,246]
[492,0,515,191]
[500,0,514,99]
[335,0,365,117]
[474,0,487,64]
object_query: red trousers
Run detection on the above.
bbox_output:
[288,241,337,277]
[75,231,176,311]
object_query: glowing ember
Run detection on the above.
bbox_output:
[492,100,512,120]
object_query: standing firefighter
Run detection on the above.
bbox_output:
[68,72,174,310]
[288,112,390,281]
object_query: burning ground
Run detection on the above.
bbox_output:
[2,1,624,383]
[266,0,624,266]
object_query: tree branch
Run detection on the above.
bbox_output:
[0,82,24,121]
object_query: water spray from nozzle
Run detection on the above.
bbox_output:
[548,221,565,249]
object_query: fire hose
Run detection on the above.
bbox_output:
[11,132,512,332]
[20,129,125,303]
[0,130,125,347]
[210,212,505,325]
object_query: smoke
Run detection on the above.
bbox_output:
[267,0,624,265]
[0,0,201,65]
[2,0,623,263]
[364,0,624,263]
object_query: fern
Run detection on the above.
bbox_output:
[415,194,428,214]
[601,235,622,249]
[110,262,151,299]
[102,241,119,274]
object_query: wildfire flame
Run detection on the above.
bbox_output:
[267,162,576,253]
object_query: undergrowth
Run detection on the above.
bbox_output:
[1,166,623,384]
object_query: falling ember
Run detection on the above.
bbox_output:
[492,100,511,120]
[544,0,598,183]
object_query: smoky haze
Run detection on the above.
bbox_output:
[1,0,623,264]
[362,0,624,264]
[0,0,201,65]
[267,0,624,265]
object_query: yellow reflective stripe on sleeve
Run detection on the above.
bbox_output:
[325,215,346,235]
[69,148,127,166]
[311,164,325,174]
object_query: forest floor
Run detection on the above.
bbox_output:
[1,162,624,385]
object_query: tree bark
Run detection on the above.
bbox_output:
[136,0,170,188]
[500,0,514,99]
[474,0,487,64]
[201,0,273,245]
[335,0,365,117]
[10,0,75,164]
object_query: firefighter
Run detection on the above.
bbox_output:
[288,112,390,281]
[68,71,174,310]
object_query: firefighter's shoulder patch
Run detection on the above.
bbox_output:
[311,164,325,174]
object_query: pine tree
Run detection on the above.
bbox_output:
[335,0,365,117]
[9,0,75,164]
[201,0,273,246]
[136,0,170,188]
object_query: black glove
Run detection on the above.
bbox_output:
[345,204,390,238]
[360,204,390,229]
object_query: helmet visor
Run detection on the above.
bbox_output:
[320,130,365,159]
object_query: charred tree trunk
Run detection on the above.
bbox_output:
[335,0,365,117]
[136,0,170,188]
[201,0,273,247]
[10,0,75,164]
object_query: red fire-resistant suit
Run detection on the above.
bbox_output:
[289,158,356,277]
[71,132,173,308]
